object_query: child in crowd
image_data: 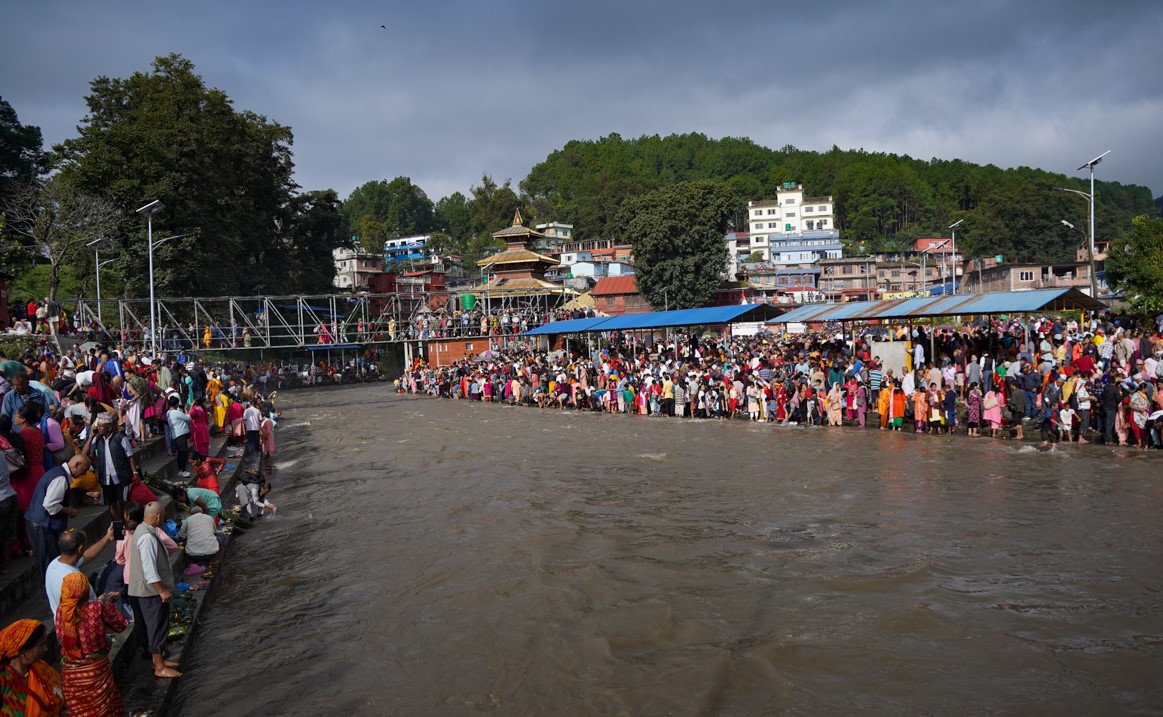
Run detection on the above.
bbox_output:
[1058,403,1077,443]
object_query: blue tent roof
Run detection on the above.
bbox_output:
[596,304,781,330]
[767,288,1104,324]
[522,304,784,335]
[523,316,611,336]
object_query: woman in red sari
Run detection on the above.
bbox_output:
[55,572,126,717]
[11,406,45,556]
[225,398,245,445]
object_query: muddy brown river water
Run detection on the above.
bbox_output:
[171,385,1163,715]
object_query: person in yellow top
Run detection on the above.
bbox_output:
[202,325,212,349]
[206,373,223,427]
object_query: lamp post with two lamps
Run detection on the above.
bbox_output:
[1053,150,1109,298]
[85,237,116,324]
[948,219,964,295]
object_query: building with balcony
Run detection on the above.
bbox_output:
[332,246,385,292]
[818,256,881,298]
[959,257,1092,294]
[384,234,432,268]
[746,182,841,264]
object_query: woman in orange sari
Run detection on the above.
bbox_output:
[0,619,63,716]
[55,572,127,717]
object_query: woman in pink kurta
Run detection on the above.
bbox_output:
[189,400,211,457]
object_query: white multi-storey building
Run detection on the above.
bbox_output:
[746,182,841,264]
[332,246,384,292]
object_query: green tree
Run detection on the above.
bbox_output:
[434,192,473,246]
[342,176,436,251]
[744,251,765,264]
[53,54,297,297]
[0,97,49,204]
[1106,214,1163,314]
[0,97,50,272]
[616,180,735,309]
[288,189,347,292]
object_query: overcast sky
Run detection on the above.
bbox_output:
[4,0,1161,205]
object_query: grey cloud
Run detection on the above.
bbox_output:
[1,0,1160,204]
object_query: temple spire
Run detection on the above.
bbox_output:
[512,209,523,227]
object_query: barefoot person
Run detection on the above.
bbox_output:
[127,502,182,678]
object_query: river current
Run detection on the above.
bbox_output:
[171,385,1163,715]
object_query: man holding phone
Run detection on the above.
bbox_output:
[45,524,115,616]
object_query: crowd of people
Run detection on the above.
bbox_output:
[399,311,1163,449]
[0,343,280,714]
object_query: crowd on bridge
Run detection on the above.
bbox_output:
[400,310,1163,449]
[0,341,283,714]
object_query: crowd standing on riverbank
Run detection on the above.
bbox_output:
[0,342,283,713]
[400,310,1163,449]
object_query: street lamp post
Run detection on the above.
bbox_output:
[135,200,164,356]
[948,219,964,295]
[1059,219,1096,295]
[1053,151,1108,298]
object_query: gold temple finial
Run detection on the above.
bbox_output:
[512,209,523,227]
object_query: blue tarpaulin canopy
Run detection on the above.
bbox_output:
[523,304,785,336]
[766,288,1105,325]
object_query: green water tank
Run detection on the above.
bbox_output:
[460,293,476,311]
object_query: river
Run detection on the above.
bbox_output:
[171,385,1163,715]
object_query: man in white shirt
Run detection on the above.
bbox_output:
[45,525,113,616]
[243,401,262,454]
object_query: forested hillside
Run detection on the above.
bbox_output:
[521,133,1158,263]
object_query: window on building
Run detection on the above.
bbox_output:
[754,210,762,216]
[842,265,852,275]
[819,205,827,212]
[818,220,827,228]
[806,221,815,230]
[754,223,763,229]
[786,212,795,218]
[804,206,814,213]
[1019,270,1035,282]
[785,197,796,204]
[767,209,777,215]
[891,270,900,278]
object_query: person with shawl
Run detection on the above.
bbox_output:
[189,399,211,458]
[826,382,843,427]
[966,382,984,437]
[225,398,245,445]
[843,375,859,420]
[853,380,869,428]
[0,619,63,716]
[55,572,126,716]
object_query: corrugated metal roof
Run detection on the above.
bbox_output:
[767,288,1105,324]
[596,304,774,330]
[523,316,611,336]
[522,304,786,335]
[591,275,638,296]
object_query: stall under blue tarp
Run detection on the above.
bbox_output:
[522,304,785,336]
[767,288,1105,325]
[523,316,612,336]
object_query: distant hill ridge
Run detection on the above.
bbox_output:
[520,133,1158,263]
